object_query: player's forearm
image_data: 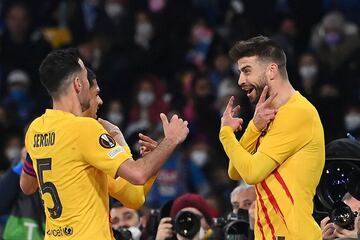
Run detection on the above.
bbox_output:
[239,120,262,153]
[135,137,177,183]
[220,126,278,184]
[109,178,145,209]
[116,137,177,185]
[20,171,39,195]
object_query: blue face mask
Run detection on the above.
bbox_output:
[324,32,340,46]
[9,89,27,102]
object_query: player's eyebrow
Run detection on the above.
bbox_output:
[240,65,251,72]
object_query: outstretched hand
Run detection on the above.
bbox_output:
[220,96,243,132]
[253,86,278,132]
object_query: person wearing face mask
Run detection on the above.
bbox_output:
[134,12,154,50]
[106,100,125,128]
[297,53,320,100]
[110,201,144,240]
[126,77,169,138]
[155,193,215,240]
[2,69,34,130]
[344,106,360,137]
[310,11,360,74]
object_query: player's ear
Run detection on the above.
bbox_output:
[74,76,82,94]
[267,63,278,81]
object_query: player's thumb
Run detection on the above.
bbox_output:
[160,113,169,125]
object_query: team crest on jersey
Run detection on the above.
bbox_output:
[99,134,116,148]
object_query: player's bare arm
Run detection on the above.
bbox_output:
[114,113,189,185]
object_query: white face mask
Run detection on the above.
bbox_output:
[344,113,360,131]
[5,147,21,162]
[105,2,124,19]
[137,91,155,107]
[190,150,208,167]
[127,226,142,240]
[299,65,318,80]
[107,112,123,126]
[135,22,153,49]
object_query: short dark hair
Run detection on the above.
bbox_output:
[229,36,288,78]
[86,67,96,87]
[39,48,82,98]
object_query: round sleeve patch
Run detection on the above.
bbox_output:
[99,133,116,148]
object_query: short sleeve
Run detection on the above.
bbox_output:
[77,118,132,178]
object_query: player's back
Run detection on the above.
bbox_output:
[25,109,118,240]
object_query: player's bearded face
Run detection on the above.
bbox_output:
[249,72,268,104]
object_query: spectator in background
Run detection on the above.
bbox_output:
[2,70,34,130]
[320,192,360,239]
[155,193,215,240]
[110,201,144,240]
[343,105,360,138]
[230,184,256,213]
[126,76,169,141]
[1,135,22,172]
[146,137,211,208]
[183,75,219,147]
[0,1,51,98]
[310,11,360,75]
[106,100,125,129]
[208,52,234,90]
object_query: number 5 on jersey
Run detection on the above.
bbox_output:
[37,158,63,219]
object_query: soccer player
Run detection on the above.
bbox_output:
[219,36,325,239]
[21,67,157,209]
[20,48,189,239]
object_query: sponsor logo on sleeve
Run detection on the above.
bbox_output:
[108,146,124,159]
[99,134,116,148]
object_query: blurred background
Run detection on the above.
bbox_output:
[0,0,360,224]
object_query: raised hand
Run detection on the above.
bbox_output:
[138,133,158,156]
[160,113,189,145]
[253,86,277,132]
[220,96,243,132]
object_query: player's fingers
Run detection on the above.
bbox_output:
[138,133,158,145]
[224,96,234,114]
[170,114,179,122]
[184,120,188,126]
[263,92,278,107]
[258,86,268,104]
[231,105,241,116]
[160,113,169,125]
[139,140,157,149]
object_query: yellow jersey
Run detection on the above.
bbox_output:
[222,91,325,240]
[25,109,132,240]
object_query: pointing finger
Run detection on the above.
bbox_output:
[263,92,278,107]
[258,86,268,104]
[224,96,234,114]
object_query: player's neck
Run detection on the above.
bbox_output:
[52,95,82,116]
[271,80,295,109]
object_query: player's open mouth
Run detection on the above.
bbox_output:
[243,87,254,97]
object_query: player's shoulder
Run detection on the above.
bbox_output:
[71,116,102,128]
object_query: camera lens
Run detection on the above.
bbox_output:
[317,161,359,209]
[173,211,201,238]
[113,228,132,240]
[330,201,356,230]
